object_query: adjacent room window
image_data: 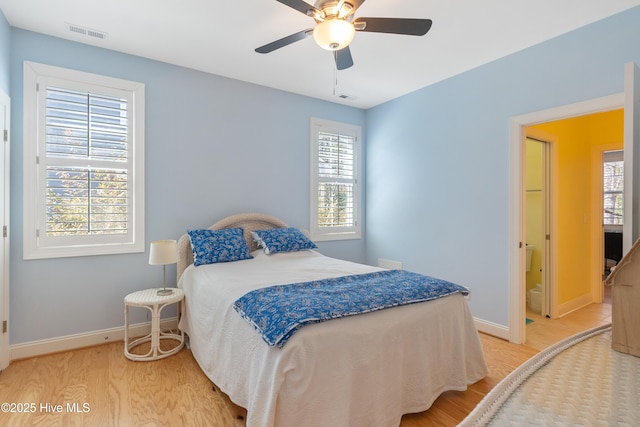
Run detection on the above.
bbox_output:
[603,150,624,226]
[23,61,145,259]
[309,118,361,241]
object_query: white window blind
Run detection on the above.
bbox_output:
[310,118,361,241]
[23,61,145,259]
[603,150,624,226]
[45,87,129,237]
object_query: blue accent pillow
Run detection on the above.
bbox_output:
[188,228,253,266]
[252,227,317,255]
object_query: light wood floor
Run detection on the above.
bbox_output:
[0,295,611,427]
[524,285,612,351]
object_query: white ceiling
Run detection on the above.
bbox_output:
[2,0,640,109]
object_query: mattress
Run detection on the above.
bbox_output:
[178,249,488,427]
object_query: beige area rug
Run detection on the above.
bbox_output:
[460,324,640,426]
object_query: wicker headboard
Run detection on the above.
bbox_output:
[177,212,289,282]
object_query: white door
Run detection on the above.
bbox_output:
[524,136,553,318]
[0,89,9,370]
[623,62,640,254]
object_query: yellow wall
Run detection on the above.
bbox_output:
[527,109,623,306]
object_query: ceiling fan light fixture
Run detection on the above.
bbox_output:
[313,19,355,51]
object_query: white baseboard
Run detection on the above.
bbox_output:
[556,294,593,318]
[11,316,507,360]
[474,317,510,341]
[10,317,179,361]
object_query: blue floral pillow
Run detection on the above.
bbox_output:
[188,228,253,266]
[252,227,317,255]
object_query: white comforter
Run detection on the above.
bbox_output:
[179,250,488,427]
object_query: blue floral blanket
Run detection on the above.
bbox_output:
[233,270,468,348]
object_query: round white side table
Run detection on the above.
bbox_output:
[124,288,185,361]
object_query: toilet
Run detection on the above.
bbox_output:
[527,283,542,314]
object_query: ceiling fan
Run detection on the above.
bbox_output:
[255,0,433,70]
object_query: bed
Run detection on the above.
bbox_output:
[177,213,488,427]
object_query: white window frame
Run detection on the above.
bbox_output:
[309,117,361,241]
[23,61,145,259]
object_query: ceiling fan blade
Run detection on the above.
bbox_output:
[335,47,354,70]
[255,29,313,54]
[354,18,433,36]
[276,0,321,17]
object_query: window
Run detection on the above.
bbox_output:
[310,118,361,241]
[603,150,623,226]
[23,61,145,259]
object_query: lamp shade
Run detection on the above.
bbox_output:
[149,240,178,265]
[313,19,355,51]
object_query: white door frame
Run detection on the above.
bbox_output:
[509,93,624,344]
[1,89,9,370]
[591,144,623,304]
[624,62,640,253]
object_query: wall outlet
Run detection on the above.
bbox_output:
[378,258,403,270]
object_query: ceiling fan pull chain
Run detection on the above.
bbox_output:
[333,51,338,96]
[333,50,338,96]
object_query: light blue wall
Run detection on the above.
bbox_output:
[9,29,366,344]
[7,6,640,345]
[365,6,640,327]
[0,10,9,93]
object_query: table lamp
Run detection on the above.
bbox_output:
[149,240,178,296]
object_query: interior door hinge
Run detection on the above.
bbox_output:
[2,225,6,238]
[2,320,6,334]
[3,129,7,142]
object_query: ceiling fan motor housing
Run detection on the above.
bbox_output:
[312,0,356,22]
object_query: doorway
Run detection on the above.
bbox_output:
[509,93,626,344]
[602,150,624,279]
[526,109,623,316]
[509,62,639,345]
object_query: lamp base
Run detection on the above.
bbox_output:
[157,288,173,296]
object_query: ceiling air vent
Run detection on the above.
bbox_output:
[66,23,108,40]
[337,94,357,101]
